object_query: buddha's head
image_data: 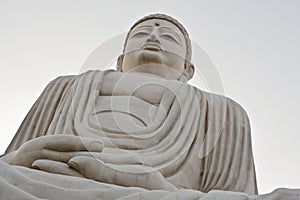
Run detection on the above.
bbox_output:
[117,14,194,82]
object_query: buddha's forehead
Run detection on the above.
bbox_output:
[132,18,183,35]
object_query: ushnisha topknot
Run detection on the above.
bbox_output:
[123,13,192,63]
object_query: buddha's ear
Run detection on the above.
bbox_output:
[182,61,194,81]
[116,54,124,72]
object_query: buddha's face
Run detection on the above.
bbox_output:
[121,19,187,80]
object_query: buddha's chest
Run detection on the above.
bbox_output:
[93,72,167,133]
[93,95,159,133]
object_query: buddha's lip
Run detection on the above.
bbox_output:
[142,42,162,52]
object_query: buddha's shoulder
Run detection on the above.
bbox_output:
[47,70,104,85]
[192,87,249,115]
[48,74,77,84]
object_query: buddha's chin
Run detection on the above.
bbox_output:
[138,50,164,65]
[127,64,170,80]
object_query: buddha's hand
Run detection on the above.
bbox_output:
[0,135,103,177]
[68,156,177,191]
[1,135,144,177]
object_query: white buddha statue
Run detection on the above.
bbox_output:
[0,14,267,199]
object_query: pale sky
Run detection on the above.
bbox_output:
[0,0,299,194]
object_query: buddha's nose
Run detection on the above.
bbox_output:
[147,29,161,44]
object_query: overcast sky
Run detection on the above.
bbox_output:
[0,0,299,194]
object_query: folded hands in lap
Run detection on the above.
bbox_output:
[1,135,175,191]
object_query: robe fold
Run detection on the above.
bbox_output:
[4,70,258,195]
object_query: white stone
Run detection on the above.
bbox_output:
[0,13,298,199]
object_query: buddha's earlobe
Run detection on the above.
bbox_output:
[181,61,194,81]
[116,54,124,72]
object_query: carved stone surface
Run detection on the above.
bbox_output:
[0,14,299,199]
[0,159,299,199]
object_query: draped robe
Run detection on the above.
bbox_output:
[3,70,260,198]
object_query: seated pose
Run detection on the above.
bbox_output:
[1,14,258,199]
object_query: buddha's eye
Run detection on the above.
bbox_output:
[130,30,149,38]
[160,33,179,44]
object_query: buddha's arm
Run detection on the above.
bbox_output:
[4,75,77,153]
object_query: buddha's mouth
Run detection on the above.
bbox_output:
[142,43,162,52]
